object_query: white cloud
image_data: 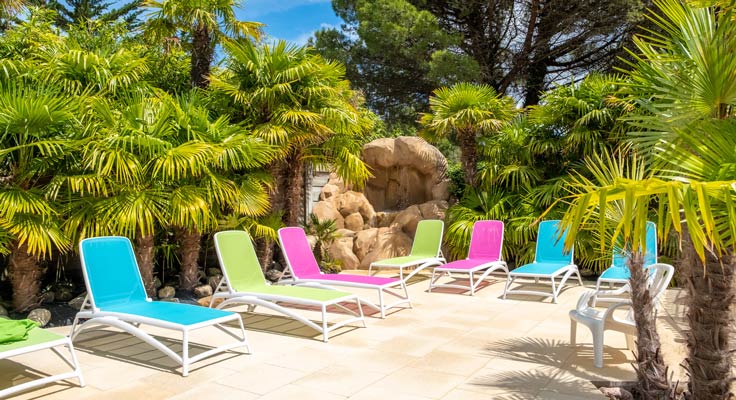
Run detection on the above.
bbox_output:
[286,23,336,45]
[242,0,332,18]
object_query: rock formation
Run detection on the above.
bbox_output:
[310,137,449,269]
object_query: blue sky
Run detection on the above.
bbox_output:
[236,0,342,44]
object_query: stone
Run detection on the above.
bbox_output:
[265,269,283,282]
[0,304,7,318]
[335,229,356,238]
[153,277,162,289]
[311,200,344,229]
[328,237,359,270]
[27,308,51,327]
[208,275,223,290]
[198,296,223,308]
[361,137,449,211]
[68,293,87,310]
[353,228,378,260]
[335,191,369,216]
[319,183,341,200]
[344,212,364,232]
[206,268,222,277]
[360,228,413,269]
[193,284,213,298]
[158,286,176,299]
[418,200,448,220]
[306,234,318,250]
[375,212,397,228]
[392,205,422,237]
[41,291,55,304]
[54,286,74,302]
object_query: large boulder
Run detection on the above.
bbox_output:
[311,200,344,229]
[391,205,422,237]
[328,237,359,269]
[362,137,449,211]
[353,228,378,260]
[419,200,449,220]
[344,212,364,231]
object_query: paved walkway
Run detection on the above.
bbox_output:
[3,271,686,399]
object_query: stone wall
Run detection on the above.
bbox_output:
[311,137,450,269]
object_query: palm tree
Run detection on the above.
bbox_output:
[211,40,373,227]
[420,82,516,186]
[168,93,274,290]
[621,1,736,397]
[0,83,78,311]
[143,0,262,88]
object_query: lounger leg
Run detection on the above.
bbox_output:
[469,272,475,296]
[428,269,437,292]
[182,330,189,377]
[502,276,514,299]
[357,299,366,328]
[66,339,86,387]
[402,281,412,309]
[378,289,386,319]
[321,304,328,343]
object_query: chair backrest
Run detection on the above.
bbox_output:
[612,221,657,268]
[214,230,267,292]
[410,219,444,257]
[535,220,573,264]
[79,236,148,309]
[278,227,322,278]
[467,220,504,261]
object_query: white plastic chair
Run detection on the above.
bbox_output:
[569,263,674,368]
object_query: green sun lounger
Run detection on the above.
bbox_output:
[0,321,85,398]
[212,230,365,342]
[368,219,446,281]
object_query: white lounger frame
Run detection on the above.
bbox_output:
[70,296,250,377]
[0,335,85,398]
[279,269,411,319]
[209,278,365,342]
[429,261,509,296]
[368,256,447,282]
[503,264,583,303]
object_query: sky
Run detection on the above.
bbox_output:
[235,0,343,44]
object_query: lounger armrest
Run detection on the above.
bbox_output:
[596,283,632,297]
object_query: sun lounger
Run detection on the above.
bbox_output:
[594,221,657,305]
[368,220,446,281]
[503,220,582,303]
[0,321,84,398]
[428,220,508,295]
[278,227,410,318]
[212,230,365,342]
[71,236,250,376]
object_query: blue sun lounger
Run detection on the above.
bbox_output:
[503,220,582,303]
[593,221,657,304]
[71,236,250,376]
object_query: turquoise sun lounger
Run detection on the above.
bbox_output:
[71,236,250,376]
[503,220,582,303]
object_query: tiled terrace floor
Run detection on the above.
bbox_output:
[2,271,687,399]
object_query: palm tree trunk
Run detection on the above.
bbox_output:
[627,251,671,399]
[177,228,202,291]
[458,129,478,187]
[283,153,305,227]
[190,24,213,89]
[135,233,157,297]
[9,241,42,312]
[681,239,735,399]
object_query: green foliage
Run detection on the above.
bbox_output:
[303,214,341,273]
[48,0,143,30]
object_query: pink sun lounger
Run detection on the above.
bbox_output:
[278,227,411,318]
[428,220,509,295]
